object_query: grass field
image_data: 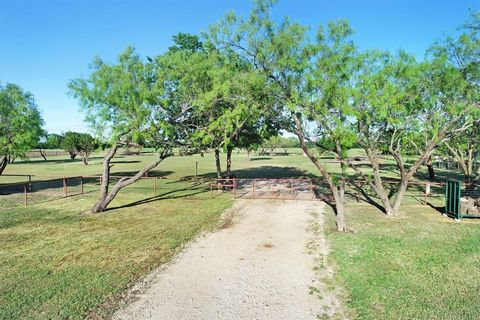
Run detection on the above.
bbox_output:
[324,202,480,320]
[0,185,232,319]
[1,148,478,319]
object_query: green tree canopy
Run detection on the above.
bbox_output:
[61,131,97,165]
[69,47,189,212]
[0,83,44,175]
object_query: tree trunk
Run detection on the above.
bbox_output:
[387,144,436,215]
[425,156,435,180]
[391,178,409,215]
[333,186,348,232]
[466,147,474,182]
[0,156,7,175]
[427,165,435,180]
[82,156,88,165]
[91,144,170,213]
[292,113,347,232]
[69,152,77,160]
[40,150,47,161]
[214,149,222,179]
[348,147,395,215]
[91,144,118,213]
[226,146,233,177]
[246,149,251,161]
[445,142,469,179]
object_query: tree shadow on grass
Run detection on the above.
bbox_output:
[105,184,209,211]
[110,170,174,178]
[11,156,105,165]
[427,202,445,215]
[348,183,387,214]
[110,160,142,164]
[180,165,319,181]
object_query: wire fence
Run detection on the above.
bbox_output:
[25,150,70,158]
[2,173,477,211]
[209,177,450,206]
[0,175,214,209]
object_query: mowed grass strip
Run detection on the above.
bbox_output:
[325,203,480,320]
[0,187,232,319]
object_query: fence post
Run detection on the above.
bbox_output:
[310,179,314,200]
[28,175,32,192]
[424,182,431,205]
[80,176,84,194]
[233,178,236,198]
[154,177,157,196]
[63,177,67,197]
[210,179,213,199]
[24,185,28,207]
[290,179,294,200]
[195,161,198,182]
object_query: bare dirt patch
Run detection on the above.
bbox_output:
[112,200,345,320]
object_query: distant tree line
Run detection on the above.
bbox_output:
[36,131,108,165]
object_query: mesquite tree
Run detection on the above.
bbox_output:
[0,83,44,175]
[431,11,480,182]
[348,49,477,216]
[207,0,354,231]
[346,11,480,216]
[443,126,480,181]
[69,47,186,213]
[37,133,63,161]
[167,32,279,179]
[76,133,97,165]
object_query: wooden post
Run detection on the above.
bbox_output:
[210,180,213,199]
[233,178,236,198]
[424,182,431,205]
[195,161,198,182]
[154,177,157,196]
[290,179,295,200]
[24,185,28,207]
[63,177,67,197]
[310,179,314,201]
[28,175,32,192]
[80,176,84,194]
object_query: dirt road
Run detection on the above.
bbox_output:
[113,200,343,320]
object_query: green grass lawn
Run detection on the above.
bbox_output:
[0,148,477,319]
[0,187,232,319]
[325,202,480,320]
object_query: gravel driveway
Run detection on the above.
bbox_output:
[112,200,344,320]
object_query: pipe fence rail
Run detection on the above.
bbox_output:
[209,177,448,205]
[0,173,470,210]
[0,175,201,209]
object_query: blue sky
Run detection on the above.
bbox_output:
[1,0,479,134]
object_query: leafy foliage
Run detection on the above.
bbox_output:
[0,83,44,174]
[61,131,97,164]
